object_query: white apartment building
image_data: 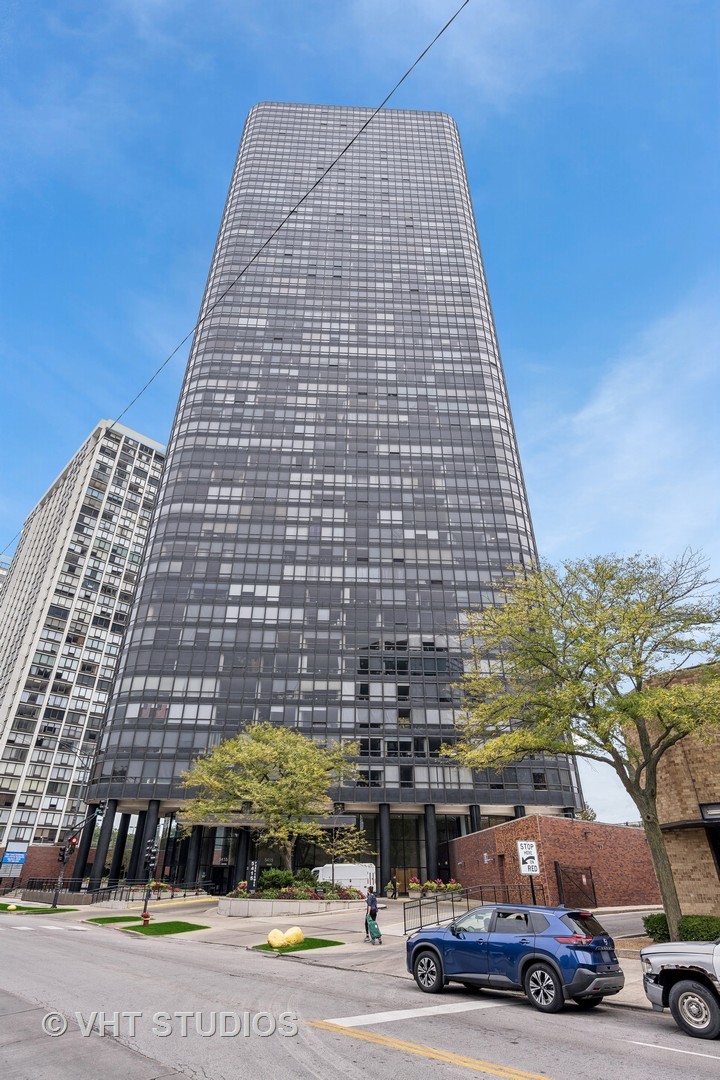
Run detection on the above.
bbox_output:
[0,420,164,873]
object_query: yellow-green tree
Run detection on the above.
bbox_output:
[181,723,358,871]
[446,552,720,941]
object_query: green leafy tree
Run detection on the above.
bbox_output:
[578,805,597,822]
[319,823,375,884]
[446,552,720,941]
[180,723,358,871]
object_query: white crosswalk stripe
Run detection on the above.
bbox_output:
[2,922,90,932]
[323,1000,509,1027]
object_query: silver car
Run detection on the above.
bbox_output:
[641,938,720,1039]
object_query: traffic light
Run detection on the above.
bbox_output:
[96,801,106,821]
[68,836,79,857]
[57,846,68,864]
[143,838,158,870]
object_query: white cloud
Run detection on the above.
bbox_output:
[522,285,720,573]
[349,0,628,109]
[577,759,638,823]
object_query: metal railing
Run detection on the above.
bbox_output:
[403,882,547,934]
[22,878,216,903]
[88,880,217,903]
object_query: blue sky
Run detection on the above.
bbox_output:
[1,2,718,819]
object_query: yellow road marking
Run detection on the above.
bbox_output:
[137,896,216,909]
[309,1020,552,1079]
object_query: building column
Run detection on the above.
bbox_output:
[87,799,118,890]
[173,833,190,883]
[126,811,147,881]
[68,804,98,891]
[233,828,249,887]
[514,804,526,819]
[378,803,391,893]
[138,799,161,880]
[107,813,131,886]
[425,804,439,881]
[160,812,177,878]
[469,804,482,834]
[199,826,216,884]
[184,826,203,885]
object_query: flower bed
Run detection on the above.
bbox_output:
[226,871,364,902]
[407,876,463,895]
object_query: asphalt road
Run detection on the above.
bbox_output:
[1,917,718,1080]
[597,911,655,939]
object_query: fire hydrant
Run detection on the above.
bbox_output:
[141,910,151,927]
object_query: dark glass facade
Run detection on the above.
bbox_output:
[87,103,580,884]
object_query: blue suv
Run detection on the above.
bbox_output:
[406,904,624,1012]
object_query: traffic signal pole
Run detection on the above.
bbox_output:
[51,803,105,908]
[141,832,159,925]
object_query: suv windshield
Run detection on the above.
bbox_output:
[561,913,607,938]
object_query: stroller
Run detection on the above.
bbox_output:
[367,915,382,945]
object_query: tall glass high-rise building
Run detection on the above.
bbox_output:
[86,103,580,891]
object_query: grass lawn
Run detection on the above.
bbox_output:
[255,937,344,954]
[0,903,77,913]
[126,920,210,936]
[87,915,144,924]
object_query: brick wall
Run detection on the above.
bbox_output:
[663,828,720,915]
[450,815,661,907]
[655,733,720,823]
[0,844,97,885]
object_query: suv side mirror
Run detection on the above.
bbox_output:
[449,923,458,936]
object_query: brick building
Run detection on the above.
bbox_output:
[450,814,661,908]
[622,664,720,916]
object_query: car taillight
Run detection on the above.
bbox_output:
[555,934,594,946]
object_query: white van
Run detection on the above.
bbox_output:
[311,863,376,891]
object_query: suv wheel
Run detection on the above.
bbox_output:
[669,980,720,1039]
[413,950,444,994]
[524,963,564,1013]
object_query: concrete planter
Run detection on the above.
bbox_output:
[217,897,365,918]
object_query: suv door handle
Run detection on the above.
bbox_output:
[518,937,531,944]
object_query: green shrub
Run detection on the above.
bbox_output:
[294,867,316,886]
[643,913,720,943]
[680,915,720,941]
[258,868,295,891]
[643,914,670,942]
